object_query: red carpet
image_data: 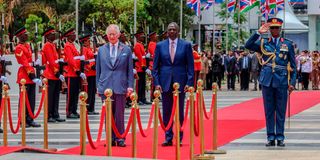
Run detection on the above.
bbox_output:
[2,91,319,159]
[0,146,55,156]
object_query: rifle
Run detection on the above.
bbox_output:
[92,19,98,58]
[32,22,45,79]
[0,13,12,87]
[57,21,68,89]
[79,23,89,90]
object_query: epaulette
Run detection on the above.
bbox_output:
[283,38,293,43]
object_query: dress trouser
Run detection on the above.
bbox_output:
[87,76,96,112]
[261,85,288,141]
[48,79,61,119]
[100,93,126,141]
[20,84,36,124]
[212,72,222,89]
[227,74,236,90]
[301,72,310,90]
[240,69,250,90]
[137,72,146,102]
[162,85,185,142]
[66,77,81,115]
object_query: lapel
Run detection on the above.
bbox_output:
[174,39,182,64]
[113,42,125,68]
[104,43,113,68]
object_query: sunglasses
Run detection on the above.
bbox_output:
[269,26,280,29]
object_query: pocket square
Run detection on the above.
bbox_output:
[122,53,128,56]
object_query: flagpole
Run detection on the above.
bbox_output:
[198,15,201,52]
[134,0,137,43]
[282,0,286,38]
[75,0,79,40]
[180,0,183,38]
[237,0,240,49]
[212,3,216,54]
[226,0,229,55]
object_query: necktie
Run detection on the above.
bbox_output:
[111,45,116,65]
[170,41,175,63]
[274,38,277,46]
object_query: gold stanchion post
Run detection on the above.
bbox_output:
[194,80,215,160]
[188,87,195,160]
[104,89,113,156]
[2,84,9,146]
[152,90,161,159]
[79,92,88,155]
[205,83,226,154]
[43,79,48,149]
[20,79,26,147]
[173,82,180,160]
[130,93,138,158]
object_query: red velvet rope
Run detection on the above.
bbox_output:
[7,97,22,134]
[202,93,215,120]
[158,95,177,132]
[180,99,190,132]
[194,93,199,137]
[136,107,152,137]
[146,103,155,130]
[85,106,106,149]
[111,108,134,139]
[25,90,45,119]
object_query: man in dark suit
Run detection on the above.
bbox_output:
[238,47,251,91]
[96,24,134,147]
[224,50,237,90]
[245,18,296,147]
[152,22,194,146]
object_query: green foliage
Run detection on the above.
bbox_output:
[217,1,249,51]
[25,14,44,42]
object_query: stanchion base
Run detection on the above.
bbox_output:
[45,148,58,152]
[194,154,215,160]
[205,149,227,154]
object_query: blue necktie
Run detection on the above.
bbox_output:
[111,45,116,65]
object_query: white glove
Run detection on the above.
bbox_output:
[0,76,8,83]
[145,69,152,75]
[0,55,6,61]
[55,58,64,64]
[145,53,151,58]
[32,78,43,86]
[34,59,41,66]
[80,72,86,80]
[74,55,85,60]
[59,74,65,82]
[133,69,137,74]
[132,54,137,59]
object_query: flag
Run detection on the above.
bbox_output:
[289,0,304,5]
[202,0,214,10]
[260,0,270,20]
[187,0,201,16]
[215,0,224,3]
[227,0,236,12]
[240,0,259,13]
[269,0,284,15]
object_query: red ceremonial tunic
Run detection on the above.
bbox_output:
[147,41,156,70]
[83,46,96,77]
[63,41,81,77]
[14,43,35,84]
[133,41,146,72]
[193,50,202,71]
[42,42,59,80]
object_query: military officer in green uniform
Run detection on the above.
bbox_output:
[245,18,297,147]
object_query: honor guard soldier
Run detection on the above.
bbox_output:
[311,51,320,90]
[245,18,297,147]
[159,30,168,41]
[133,31,151,105]
[41,27,66,122]
[14,27,42,127]
[63,28,86,118]
[192,44,201,89]
[79,34,98,115]
[147,31,157,101]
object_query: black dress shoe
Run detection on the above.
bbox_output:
[88,111,99,115]
[143,101,152,105]
[67,114,78,119]
[277,140,285,147]
[138,101,144,105]
[0,128,3,133]
[48,117,56,123]
[161,140,173,146]
[55,118,66,122]
[29,122,41,128]
[265,140,275,147]
[117,141,126,147]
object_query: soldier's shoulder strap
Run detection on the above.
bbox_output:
[282,38,293,44]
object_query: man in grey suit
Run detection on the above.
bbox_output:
[96,24,134,147]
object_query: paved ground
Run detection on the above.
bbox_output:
[0,82,319,160]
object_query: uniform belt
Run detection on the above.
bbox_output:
[265,63,286,70]
[194,59,201,63]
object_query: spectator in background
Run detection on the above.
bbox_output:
[225,50,237,90]
[250,51,261,91]
[297,50,312,90]
[200,51,208,89]
[212,53,223,90]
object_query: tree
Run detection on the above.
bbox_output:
[216,1,249,51]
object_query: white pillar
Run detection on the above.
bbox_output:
[308,15,317,51]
